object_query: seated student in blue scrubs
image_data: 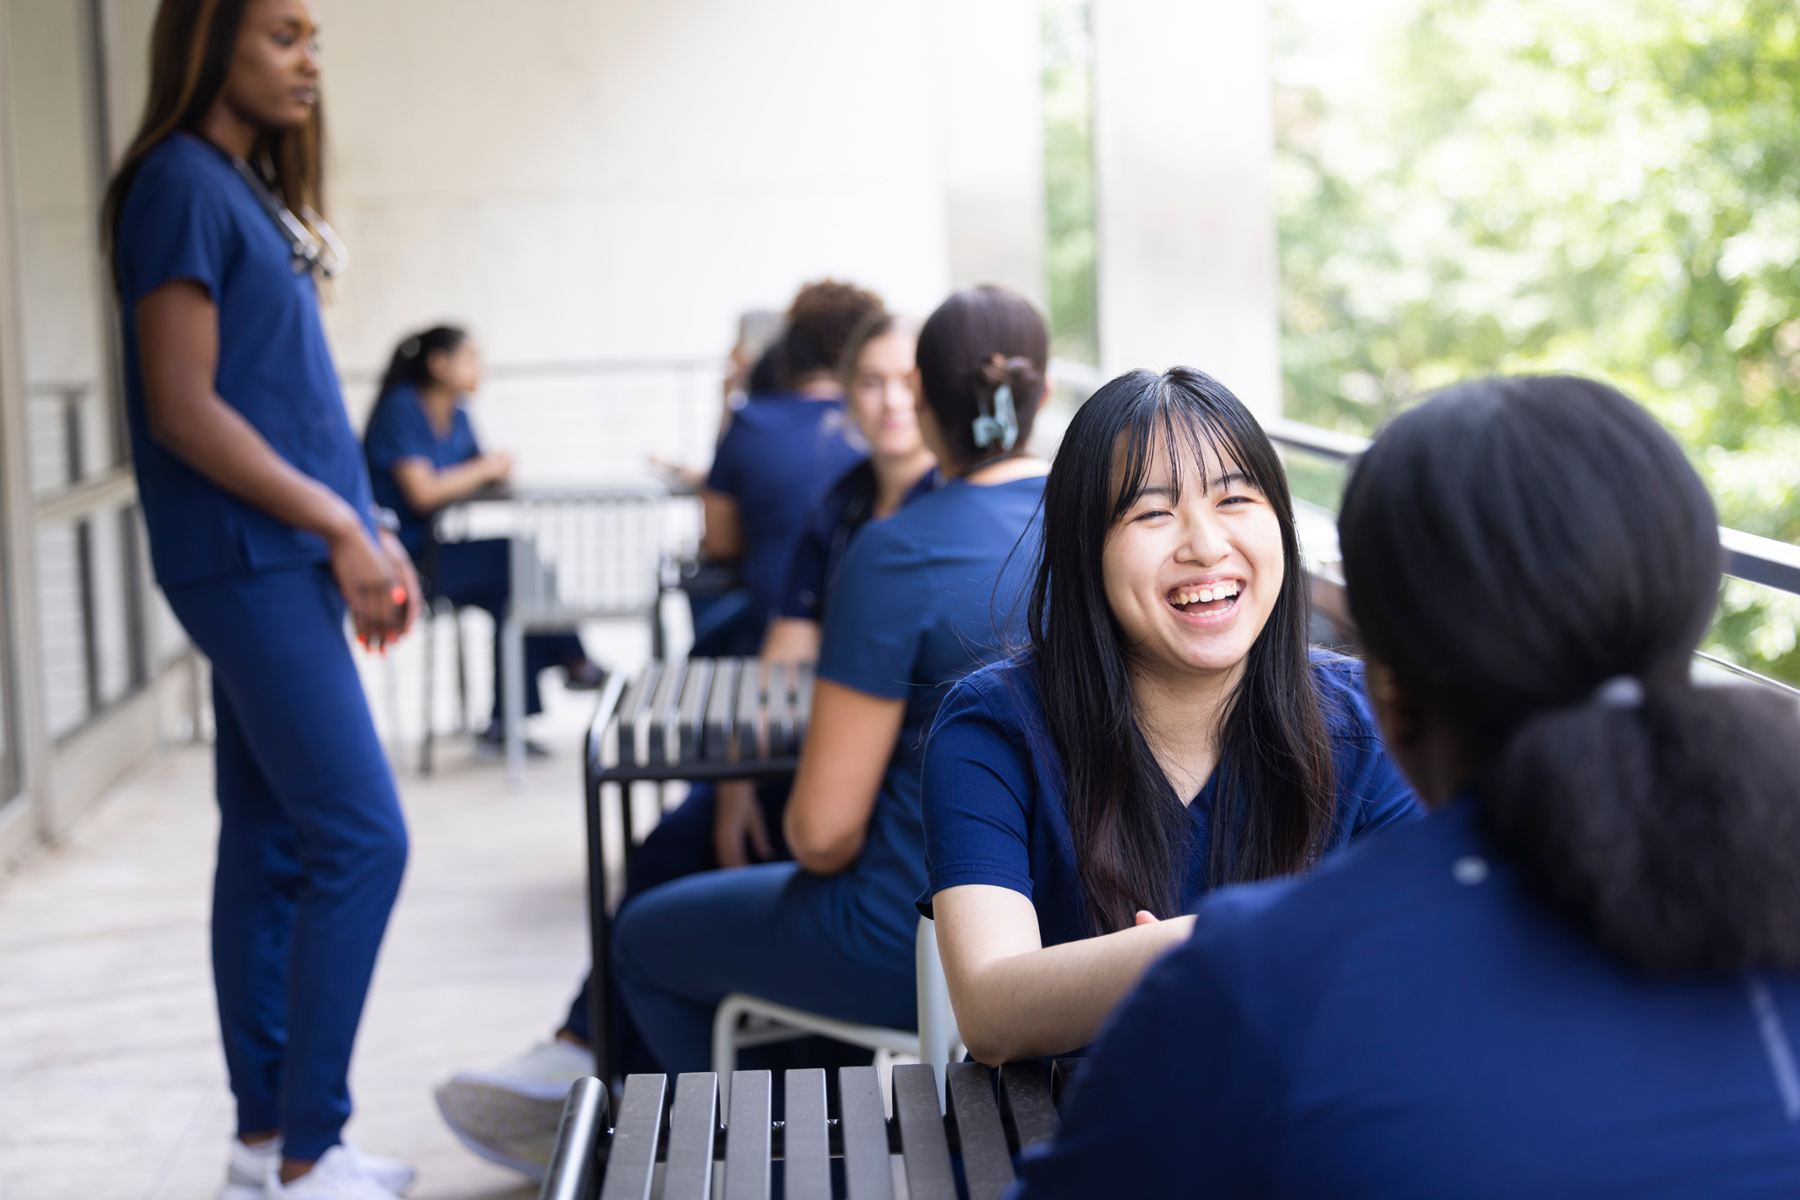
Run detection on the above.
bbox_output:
[711,311,940,867]
[1015,375,1800,1199]
[695,279,881,655]
[611,286,1053,1073]
[363,326,602,748]
[920,367,1420,1064]
[432,308,940,1177]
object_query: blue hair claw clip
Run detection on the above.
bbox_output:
[973,383,1019,451]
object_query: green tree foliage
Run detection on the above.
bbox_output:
[1275,0,1800,682]
[1043,0,1099,364]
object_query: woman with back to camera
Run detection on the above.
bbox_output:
[362,325,603,753]
[1016,376,1800,1198]
[610,286,1050,1072]
[920,367,1420,1065]
[104,1,416,1197]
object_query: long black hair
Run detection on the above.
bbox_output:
[1028,367,1335,933]
[104,0,325,265]
[1339,375,1800,974]
[364,325,467,437]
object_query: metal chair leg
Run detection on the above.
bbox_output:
[419,601,437,777]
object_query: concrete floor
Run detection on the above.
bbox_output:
[0,676,620,1200]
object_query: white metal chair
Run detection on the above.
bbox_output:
[711,916,961,1110]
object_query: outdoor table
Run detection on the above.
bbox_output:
[582,657,815,1081]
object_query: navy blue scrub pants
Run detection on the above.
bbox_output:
[612,864,916,1074]
[165,565,409,1162]
[428,539,587,722]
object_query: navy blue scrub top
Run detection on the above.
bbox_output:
[919,652,1421,941]
[1012,798,1800,1199]
[778,460,939,622]
[115,133,376,587]
[363,384,481,555]
[809,474,1045,967]
[706,395,863,628]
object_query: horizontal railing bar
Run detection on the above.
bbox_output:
[34,466,136,527]
[1265,418,1371,463]
[1720,527,1800,596]
[1693,651,1800,702]
[339,355,724,386]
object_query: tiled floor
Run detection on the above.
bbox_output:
[0,664,634,1200]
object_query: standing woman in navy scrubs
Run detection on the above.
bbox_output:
[920,367,1418,1065]
[1016,377,1800,1198]
[363,325,602,749]
[612,286,1051,1072]
[104,1,416,1196]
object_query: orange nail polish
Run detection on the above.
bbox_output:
[391,586,407,606]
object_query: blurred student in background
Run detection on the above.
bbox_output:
[104,0,415,1196]
[434,306,938,1180]
[363,326,604,753]
[611,286,1051,1073]
[921,367,1417,1067]
[1017,376,1800,1198]
[691,279,880,654]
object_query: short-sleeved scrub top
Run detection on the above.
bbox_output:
[1014,798,1800,1199]
[808,474,1045,968]
[114,133,376,587]
[363,384,481,556]
[705,395,864,625]
[918,652,1421,945]
[778,460,939,623]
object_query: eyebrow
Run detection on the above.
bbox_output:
[1129,471,1252,502]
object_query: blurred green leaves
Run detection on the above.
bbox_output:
[1275,0,1800,682]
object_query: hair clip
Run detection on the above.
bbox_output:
[1591,675,1644,708]
[973,382,1019,451]
[400,337,421,358]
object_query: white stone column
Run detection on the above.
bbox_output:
[934,0,1047,307]
[1090,0,1280,417]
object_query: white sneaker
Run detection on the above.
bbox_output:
[224,1137,416,1199]
[434,1039,595,1180]
[263,1145,402,1200]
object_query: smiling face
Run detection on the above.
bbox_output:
[1101,431,1287,686]
[221,0,323,133]
[847,332,924,461]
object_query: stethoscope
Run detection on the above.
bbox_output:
[231,157,348,278]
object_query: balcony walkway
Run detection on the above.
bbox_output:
[0,688,605,1199]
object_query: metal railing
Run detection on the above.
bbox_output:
[1265,419,1800,694]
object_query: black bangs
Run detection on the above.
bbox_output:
[1108,374,1287,527]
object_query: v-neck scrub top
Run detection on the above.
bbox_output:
[779,460,939,622]
[705,394,864,627]
[1013,799,1800,1199]
[811,473,1044,965]
[115,133,376,587]
[363,383,481,555]
[919,652,1421,943]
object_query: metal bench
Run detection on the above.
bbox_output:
[582,657,816,1080]
[540,1059,1085,1200]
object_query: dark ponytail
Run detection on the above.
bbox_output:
[366,325,466,436]
[1340,375,1800,974]
[916,287,1049,466]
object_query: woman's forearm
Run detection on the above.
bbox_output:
[139,280,367,546]
[393,458,497,514]
[945,911,1196,1065]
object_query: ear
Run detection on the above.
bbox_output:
[1365,654,1422,749]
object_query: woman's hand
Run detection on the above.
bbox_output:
[380,529,423,637]
[713,779,774,868]
[480,451,514,484]
[329,520,401,647]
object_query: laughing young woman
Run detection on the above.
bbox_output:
[919,367,1421,1065]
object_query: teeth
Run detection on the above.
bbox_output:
[1171,582,1239,607]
